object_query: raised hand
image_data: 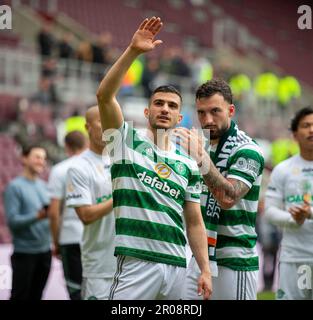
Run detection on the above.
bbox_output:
[130,17,163,54]
[172,127,206,164]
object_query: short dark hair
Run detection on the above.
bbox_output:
[196,78,233,104]
[64,131,86,151]
[22,144,46,157]
[151,85,182,103]
[290,106,313,132]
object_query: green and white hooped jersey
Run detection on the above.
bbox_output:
[202,134,264,271]
[104,122,201,268]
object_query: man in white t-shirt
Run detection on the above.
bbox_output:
[48,131,87,300]
[265,106,313,300]
[66,106,116,300]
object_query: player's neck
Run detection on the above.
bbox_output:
[68,149,85,157]
[148,128,171,151]
[89,142,103,155]
[300,149,313,161]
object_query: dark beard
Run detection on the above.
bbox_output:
[204,124,228,141]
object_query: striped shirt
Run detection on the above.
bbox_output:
[202,130,264,271]
[104,122,201,268]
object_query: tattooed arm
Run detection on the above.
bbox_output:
[199,153,250,210]
[173,127,251,209]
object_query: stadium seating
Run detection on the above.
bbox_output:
[57,0,214,49]
[213,0,313,87]
[0,94,18,122]
[20,105,56,141]
[0,33,20,49]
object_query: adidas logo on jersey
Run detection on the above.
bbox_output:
[137,171,181,199]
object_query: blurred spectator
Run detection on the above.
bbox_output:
[277,76,302,108]
[31,77,59,106]
[37,23,55,57]
[91,32,113,81]
[56,110,88,148]
[190,52,213,90]
[229,73,252,114]
[271,138,299,166]
[65,110,88,136]
[58,32,75,78]
[76,41,93,78]
[3,144,51,300]
[76,41,93,63]
[48,131,87,300]
[58,32,75,60]
[160,47,191,91]
[41,57,58,79]
[120,58,144,96]
[254,72,279,111]
[229,73,251,101]
[141,57,160,98]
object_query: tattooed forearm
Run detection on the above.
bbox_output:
[201,154,249,207]
[228,179,250,200]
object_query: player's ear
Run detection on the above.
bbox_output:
[85,122,91,134]
[229,104,235,118]
[144,107,149,119]
[292,131,299,143]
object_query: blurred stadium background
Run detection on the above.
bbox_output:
[0,0,312,299]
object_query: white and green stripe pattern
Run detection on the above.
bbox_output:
[203,134,264,271]
[106,122,201,267]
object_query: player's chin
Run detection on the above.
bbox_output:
[156,124,173,131]
[154,121,171,129]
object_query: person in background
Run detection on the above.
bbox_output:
[3,144,51,300]
[265,106,313,300]
[37,23,55,57]
[48,131,87,300]
[66,106,116,300]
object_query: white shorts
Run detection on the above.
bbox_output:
[276,262,313,300]
[109,255,186,300]
[210,266,258,300]
[81,277,113,300]
[182,256,218,300]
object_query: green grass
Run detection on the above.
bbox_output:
[257,291,276,300]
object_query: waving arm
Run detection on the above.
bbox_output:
[96,17,163,131]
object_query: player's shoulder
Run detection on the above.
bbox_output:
[233,130,264,158]
[272,154,299,174]
[51,156,75,175]
[67,151,90,173]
